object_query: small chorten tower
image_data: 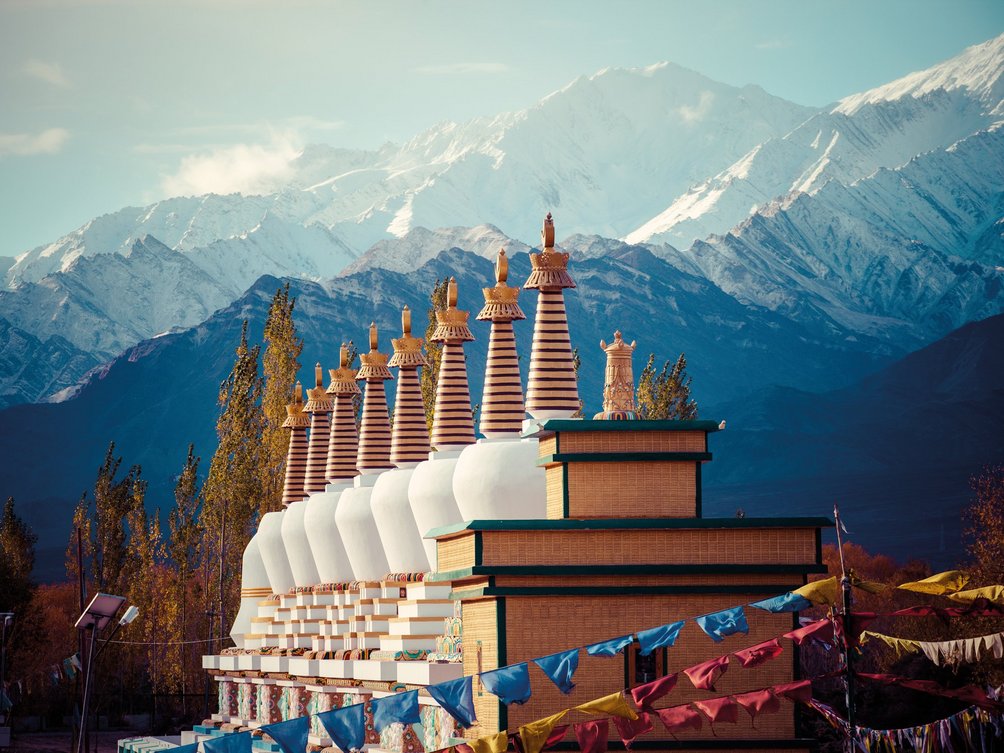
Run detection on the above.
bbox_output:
[302,363,333,495]
[388,306,432,465]
[355,323,394,473]
[477,249,526,436]
[594,331,637,420]
[430,277,476,449]
[280,382,310,507]
[325,343,361,483]
[524,213,580,418]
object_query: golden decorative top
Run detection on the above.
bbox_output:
[594,330,637,419]
[327,343,362,396]
[478,249,525,322]
[357,322,393,380]
[432,277,474,342]
[389,305,430,368]
[282,381,310,428]
[304,362,334,412]
[525,213,574,290]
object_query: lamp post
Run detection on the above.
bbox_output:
[74,594,139,753]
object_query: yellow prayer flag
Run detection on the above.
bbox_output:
[793,576,839,605]
[947,585,1004,605]
[897,570,970,596]
[573,691,639,720]
[468,730,509,753]
[859,630,920,657]
[519,711,568,753]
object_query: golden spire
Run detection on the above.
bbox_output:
[389,305,430,368]
[477,249,525,322]
[594,330,637,419]
[388,305,432,465]
[432,278,474,342]
[281,381,310,428]
[327,343,362,396]
[356,323,394,472]
[280,381,310,506]
[357,323,393,380]
[525,212,574,290]
[303,362,333,412]
[325,344,360,482]
[430,278,476,448]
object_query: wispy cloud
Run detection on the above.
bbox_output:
[23,59,70,87]
[0,127,70,156]
[755,39,791,51]
[677,91,715,124]
[415,62,510,75]
[161,133,300,197]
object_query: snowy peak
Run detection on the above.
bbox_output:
[836,33,1004,115]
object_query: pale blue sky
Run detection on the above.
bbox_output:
[1,0,1001,258]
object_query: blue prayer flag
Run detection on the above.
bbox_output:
[203,731,253,753]
[636,621,685,656]
[695,606,749,642]
[748,592,814,613]
[532,648,579,694]
[427,675,478,727]
[371,689,421,732]
[262,714,310,753]
[317,703,366,753]
[480,662,532,705]
[585,634,634,657]
[169,744,201,753]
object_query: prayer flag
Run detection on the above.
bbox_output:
[734,638,784,668]
[203,732,253,753]
[783,619,833,646]
[695,606,748,642]
[748,592,813,613]
[574,691,638,720]
[694,696,739,725]
[630,673,678,710]
[734,689,780,721]
[533,649,579,694]
[585,634,634,657]
[636,620,684,656]
[481,663,532,706]
[519,711,568,753]
[898,570,970,596]
[793,577,839,605]
[683,655,730,691]
[469,730,509,753]
[574,720,609,753]
[612,711,653,748]
[371,689,421,732]
[948,586,1004,605]
[316,703,366,753]
[654,705,703,734]
[773,679,813,704]
[262,715,310,753]
[428,675,478,727]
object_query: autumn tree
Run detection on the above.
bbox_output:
[421,279,449,431]
[167,444,202,702]
[636,353,698,420]
[261,284,303,516]
[201,321,265,639]
[0,496,36,614]
[965,464,1004,586]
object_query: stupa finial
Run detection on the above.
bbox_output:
[280,380,310,506]
[594,330,637,420]
[494,248,509,285]
[430,278,477,449]
[478,249,527,436]
[325,344,360,482]
[542,212,555,249]
[356,323,394,472]
[388,304,431,465]
[433,277,474,342]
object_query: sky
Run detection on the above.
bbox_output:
[0,0,1002,259]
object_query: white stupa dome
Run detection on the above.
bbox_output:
[408,451,466,570]
[335,475,391,580]
[303,481,355,583]
[256,511,295,595]
[229,533,268,649]
[280,500,320,588]
[371,466,431,574]
[453,437,547,520]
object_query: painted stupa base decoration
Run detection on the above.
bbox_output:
[428,600,464,663]
[280,382,309,507]
[593,330,638,420]
[524,213,580,419]
[303,363,334,495]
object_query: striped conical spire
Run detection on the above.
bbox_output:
[524,213,580,419]
[325,343,362,482]
[356,323,394,473]
[388,306,432,465]
[302,363,333,495]
[477,249,526,436]
[430,277,476,450]
[280,382,310,507]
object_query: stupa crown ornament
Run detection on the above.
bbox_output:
[432,278,475,342]
[594,330,637,420]
[389,306,430,368]
[303,362,333,412]
[281,381,310,428]
[357,323,393,380]
[525,212,575,290]
[478,249,525,322]
[280,381,310,506]
[327,343,362,396]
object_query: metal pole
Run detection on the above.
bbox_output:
[76,626,98,753]
[833,504,856,752]
[75,528,86,753]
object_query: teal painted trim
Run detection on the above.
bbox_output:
[695,464,703,518]
[497,596,507,732]
[476,584,799,596]
[561,463,569,517]
[474,531,483,567]
[527,419,722,434]
[538,452,711,465]
[427,516,834,537]
[432,563,825,580]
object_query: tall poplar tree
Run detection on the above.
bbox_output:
[168,444,202,703]
[636,353,698,420]
[261,284,303,516]
[421,279,449,430]
[0,496,36,614]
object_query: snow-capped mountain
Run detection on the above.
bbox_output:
[628,33,1004,249]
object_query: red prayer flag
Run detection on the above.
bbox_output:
[733,639,783,668]
[573,720,608,753]
[629,673,678,709]
[682,655,730,691]
[773,679,813,704]
[654,705,703,734]
[543,725,569,750]
[612,711,653,748]
[693,696,739,725]
[784,619,834,645]
[734,689,781,721]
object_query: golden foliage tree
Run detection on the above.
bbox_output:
[636,353,698,420]
[421,279,449,430]
[965,464,1004,586]
[0,496,36,614]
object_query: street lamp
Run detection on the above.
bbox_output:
[74,594,139,753]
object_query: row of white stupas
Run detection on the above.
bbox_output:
[230,214,581,649]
